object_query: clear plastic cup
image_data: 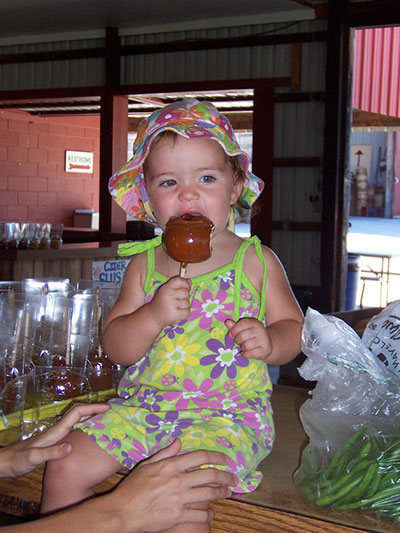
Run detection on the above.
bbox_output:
[50,223,64,249]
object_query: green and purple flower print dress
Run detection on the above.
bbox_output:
[80,235,275,493]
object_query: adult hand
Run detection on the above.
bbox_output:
[0,403,110,478]
[108,439,237,532]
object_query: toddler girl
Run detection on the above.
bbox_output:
[41,98,303,532]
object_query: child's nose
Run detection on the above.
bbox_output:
[178,184,199,201]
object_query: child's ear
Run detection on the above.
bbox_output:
[230,177,244,205]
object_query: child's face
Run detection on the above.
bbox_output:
[144,135,243,234]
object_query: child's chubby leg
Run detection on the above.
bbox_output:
[40,428,122,514]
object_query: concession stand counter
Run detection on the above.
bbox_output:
[0,386,397,533]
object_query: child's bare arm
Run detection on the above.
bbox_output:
[102,254,191,366]
[225,246,303,364]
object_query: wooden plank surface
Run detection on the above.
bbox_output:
[0,386,397,532]
[210,499,363,533]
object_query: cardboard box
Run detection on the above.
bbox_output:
[73,209,99,229]
[331,307,382,336]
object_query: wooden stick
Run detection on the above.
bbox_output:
[65,314,72,365]
[179,262,187,278]
[11,310,23,368]
[97,302,102,355]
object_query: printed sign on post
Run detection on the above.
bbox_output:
[65,151,94,173]
[92,259,130,283]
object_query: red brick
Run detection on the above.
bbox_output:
[58,192,92,207]
[67,126,86,137]
[60,137,94,152]
[48,177,67,192]
[0,146,7,160]
[9,176,28,191]
[38,163,57,178]
[83,179,99,194]
[48,124,68,136]
[17,162,38,177]
[0,176,7,190]
[92,195,99,211]
[28,148,48,164]
[29,121,48,134]
[9,118,29,133]
[85,127,100,139]
[8,146,28,162]
[18,191,38,205]
[1,160,19,175]
[18,132,38,148]
[28,206,46,221]
[0,130,19,146]
[8,205,28,220]
[47,205,73,224]
[48,149,65,165]
[28,177,48,192]
[38,192,57,206]
[0,191,17,205]
[39,134,60,149]
[66,179,84,193]
[0,118,8,131]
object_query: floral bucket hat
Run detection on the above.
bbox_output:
[108,97,264,225]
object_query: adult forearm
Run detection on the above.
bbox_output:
[102,303,162,365]
[266,319,303,365]
[1,496,125,533]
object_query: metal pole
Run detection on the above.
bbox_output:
[385,129,394,218]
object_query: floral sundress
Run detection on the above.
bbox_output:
[80,235,275,493]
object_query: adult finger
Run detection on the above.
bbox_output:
[12,442,72,476]
[143,439,181,464]
[34,403,110,448]
[176,507,216,526]
[183,484,232,505]
[182,467,237,489]
[163,449,231,476]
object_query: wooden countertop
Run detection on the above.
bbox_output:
[0,242,124,260]
[0,385,397,532]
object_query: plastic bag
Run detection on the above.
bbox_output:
[293,308,400,523]
[362,300,400,378]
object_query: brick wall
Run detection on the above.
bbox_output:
[0,109,100,226]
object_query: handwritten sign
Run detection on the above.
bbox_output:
[92,259,130,283]
[65,150,94,174]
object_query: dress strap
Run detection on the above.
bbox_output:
[117,235,162,257]
[232,236,267,322]
[118,235,162,293]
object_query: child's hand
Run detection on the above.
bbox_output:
[225,318,272,361]
[149,276,191,328]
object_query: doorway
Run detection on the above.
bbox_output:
[345,26,400,310]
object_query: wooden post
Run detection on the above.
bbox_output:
[99,28,128,240]
[251,87,274,246]
[320,0,353,312]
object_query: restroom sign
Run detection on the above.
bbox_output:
[65,151,94,173]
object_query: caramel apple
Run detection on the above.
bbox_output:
[163,214,214,275]
[47,370,84,400]
[88,347,118,390]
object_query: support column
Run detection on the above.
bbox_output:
[99,27,127,240]
[320,0,353,312]
[251,87,274,245]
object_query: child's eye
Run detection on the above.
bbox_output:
[200,175,215,183]
[160,179,177,187]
